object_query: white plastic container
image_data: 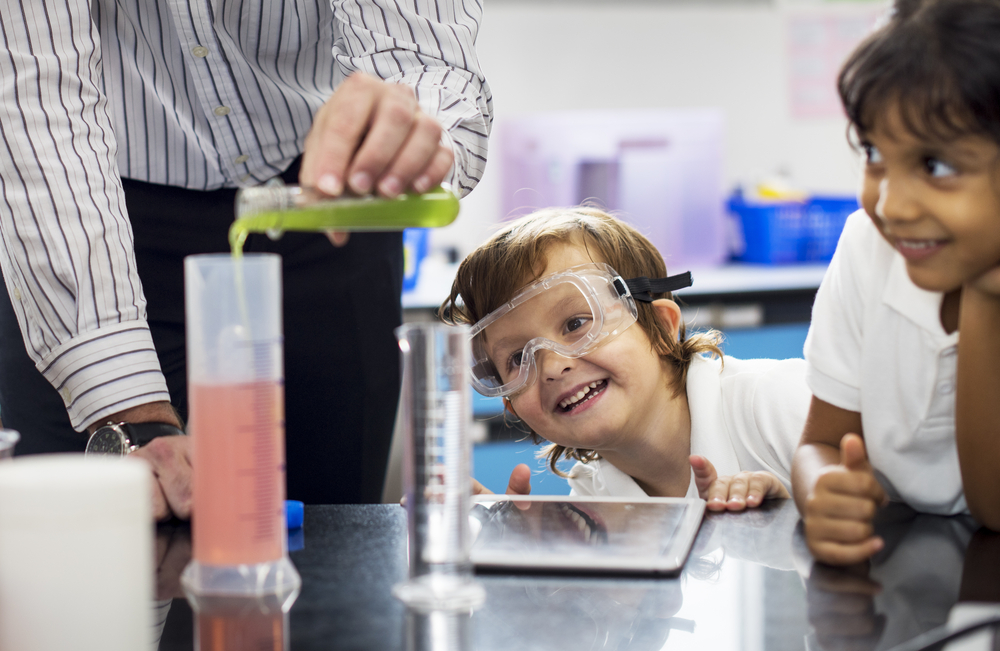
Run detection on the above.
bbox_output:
[0,455,152,651]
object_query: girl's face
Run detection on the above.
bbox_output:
[860,102,1000,293]
[505,242,679,455]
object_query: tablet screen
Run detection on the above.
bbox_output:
[470,495,705,575]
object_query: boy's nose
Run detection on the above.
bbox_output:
[537,348,574,381]
[875,176,921,225]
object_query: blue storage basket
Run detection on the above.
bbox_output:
[803,196,860,262]
[728,192,859,264]
[728,194,806,264]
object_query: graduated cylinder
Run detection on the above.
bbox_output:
[182,252,300,597]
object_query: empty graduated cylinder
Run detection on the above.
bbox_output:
[393,322,485,612]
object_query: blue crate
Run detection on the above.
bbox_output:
[728,194,806,264]
[728,192,859,264]
[803,196,860,262]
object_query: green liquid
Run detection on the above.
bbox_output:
[229,185,460,257]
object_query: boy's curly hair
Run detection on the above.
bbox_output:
[439,206,723,476]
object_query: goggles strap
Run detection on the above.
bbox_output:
[620,271,693,302]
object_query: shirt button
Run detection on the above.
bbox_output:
[938,381,955,395]
[241,174,253,182]
[59,388,71,402]
[234,154,249,165]
[12,287,20,301]
[191,46,209,58]
[213,106,231,117]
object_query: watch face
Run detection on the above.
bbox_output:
[86,427,129,456]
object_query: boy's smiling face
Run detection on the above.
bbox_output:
[505,241,681,455]
[860,102,1000,294]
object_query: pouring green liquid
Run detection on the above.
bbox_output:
[229,183,460,257]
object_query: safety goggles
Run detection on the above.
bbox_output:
[468,263,693,398]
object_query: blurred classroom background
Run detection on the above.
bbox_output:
[401,0,889,495]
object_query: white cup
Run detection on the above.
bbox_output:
[0,455,153,651]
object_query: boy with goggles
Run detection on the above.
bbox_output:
[469,263,693,398]
[442,207,811,508]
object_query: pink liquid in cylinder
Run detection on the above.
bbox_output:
[190,381,285,566]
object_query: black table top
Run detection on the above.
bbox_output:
[156,500,1000,651]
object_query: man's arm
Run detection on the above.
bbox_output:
[300,0,492,201]
[955,284,1000,531]
[0,1,171,430]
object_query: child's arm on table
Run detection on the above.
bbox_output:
[956,277,1000,531]
[690,455,790,512]
[792,397,887,565]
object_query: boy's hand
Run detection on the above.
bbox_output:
[690,455,790,512]
[804,434,888,565]
[471,463,532,496]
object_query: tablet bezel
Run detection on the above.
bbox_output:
[470,494,706,575]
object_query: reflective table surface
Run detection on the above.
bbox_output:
[156,501,1000,650]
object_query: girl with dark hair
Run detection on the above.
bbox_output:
[793,0,1000,565]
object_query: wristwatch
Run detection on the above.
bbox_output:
[85,421,185,456]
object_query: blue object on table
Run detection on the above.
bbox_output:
[402,228,429,292]
[728,190,859,264]
[286,500,304,530]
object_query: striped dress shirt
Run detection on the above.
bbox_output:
[0,0,492,431]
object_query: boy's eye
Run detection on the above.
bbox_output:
[924,157,957,178]
[507,349,525,371]
[862,143,883,165]
[565,316,590,333]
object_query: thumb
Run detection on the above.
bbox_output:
[840,433,869,471]
[689,455,718,497]
[506,463,532,496]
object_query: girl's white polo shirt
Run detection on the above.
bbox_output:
[804,211,964,515]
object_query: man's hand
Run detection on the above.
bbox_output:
[299,72,454,247]
[690,455,790,512]
[472,463,532,496]
[804,434,887,565]
[132,436,192,521]
[88,401,191,521]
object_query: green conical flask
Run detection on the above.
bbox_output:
[230,180,460,254]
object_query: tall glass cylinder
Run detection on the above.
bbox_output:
[181,253,300,597]
[392,323,485,611]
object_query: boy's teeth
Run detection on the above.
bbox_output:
[559,381,602,409]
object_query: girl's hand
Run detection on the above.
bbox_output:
[690,455,790,512]
[803,434,887,565]
[969,260,1000,296]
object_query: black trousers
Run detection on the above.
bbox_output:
[0,161,402,504]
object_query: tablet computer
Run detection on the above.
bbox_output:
[469,494,706,575]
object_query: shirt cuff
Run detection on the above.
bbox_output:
[37,322,170,431]
[805,363,861,414]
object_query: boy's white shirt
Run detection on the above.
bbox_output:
[567,354,809,498]
[804,210,964,515]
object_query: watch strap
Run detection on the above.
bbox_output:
[119,422,185,448]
